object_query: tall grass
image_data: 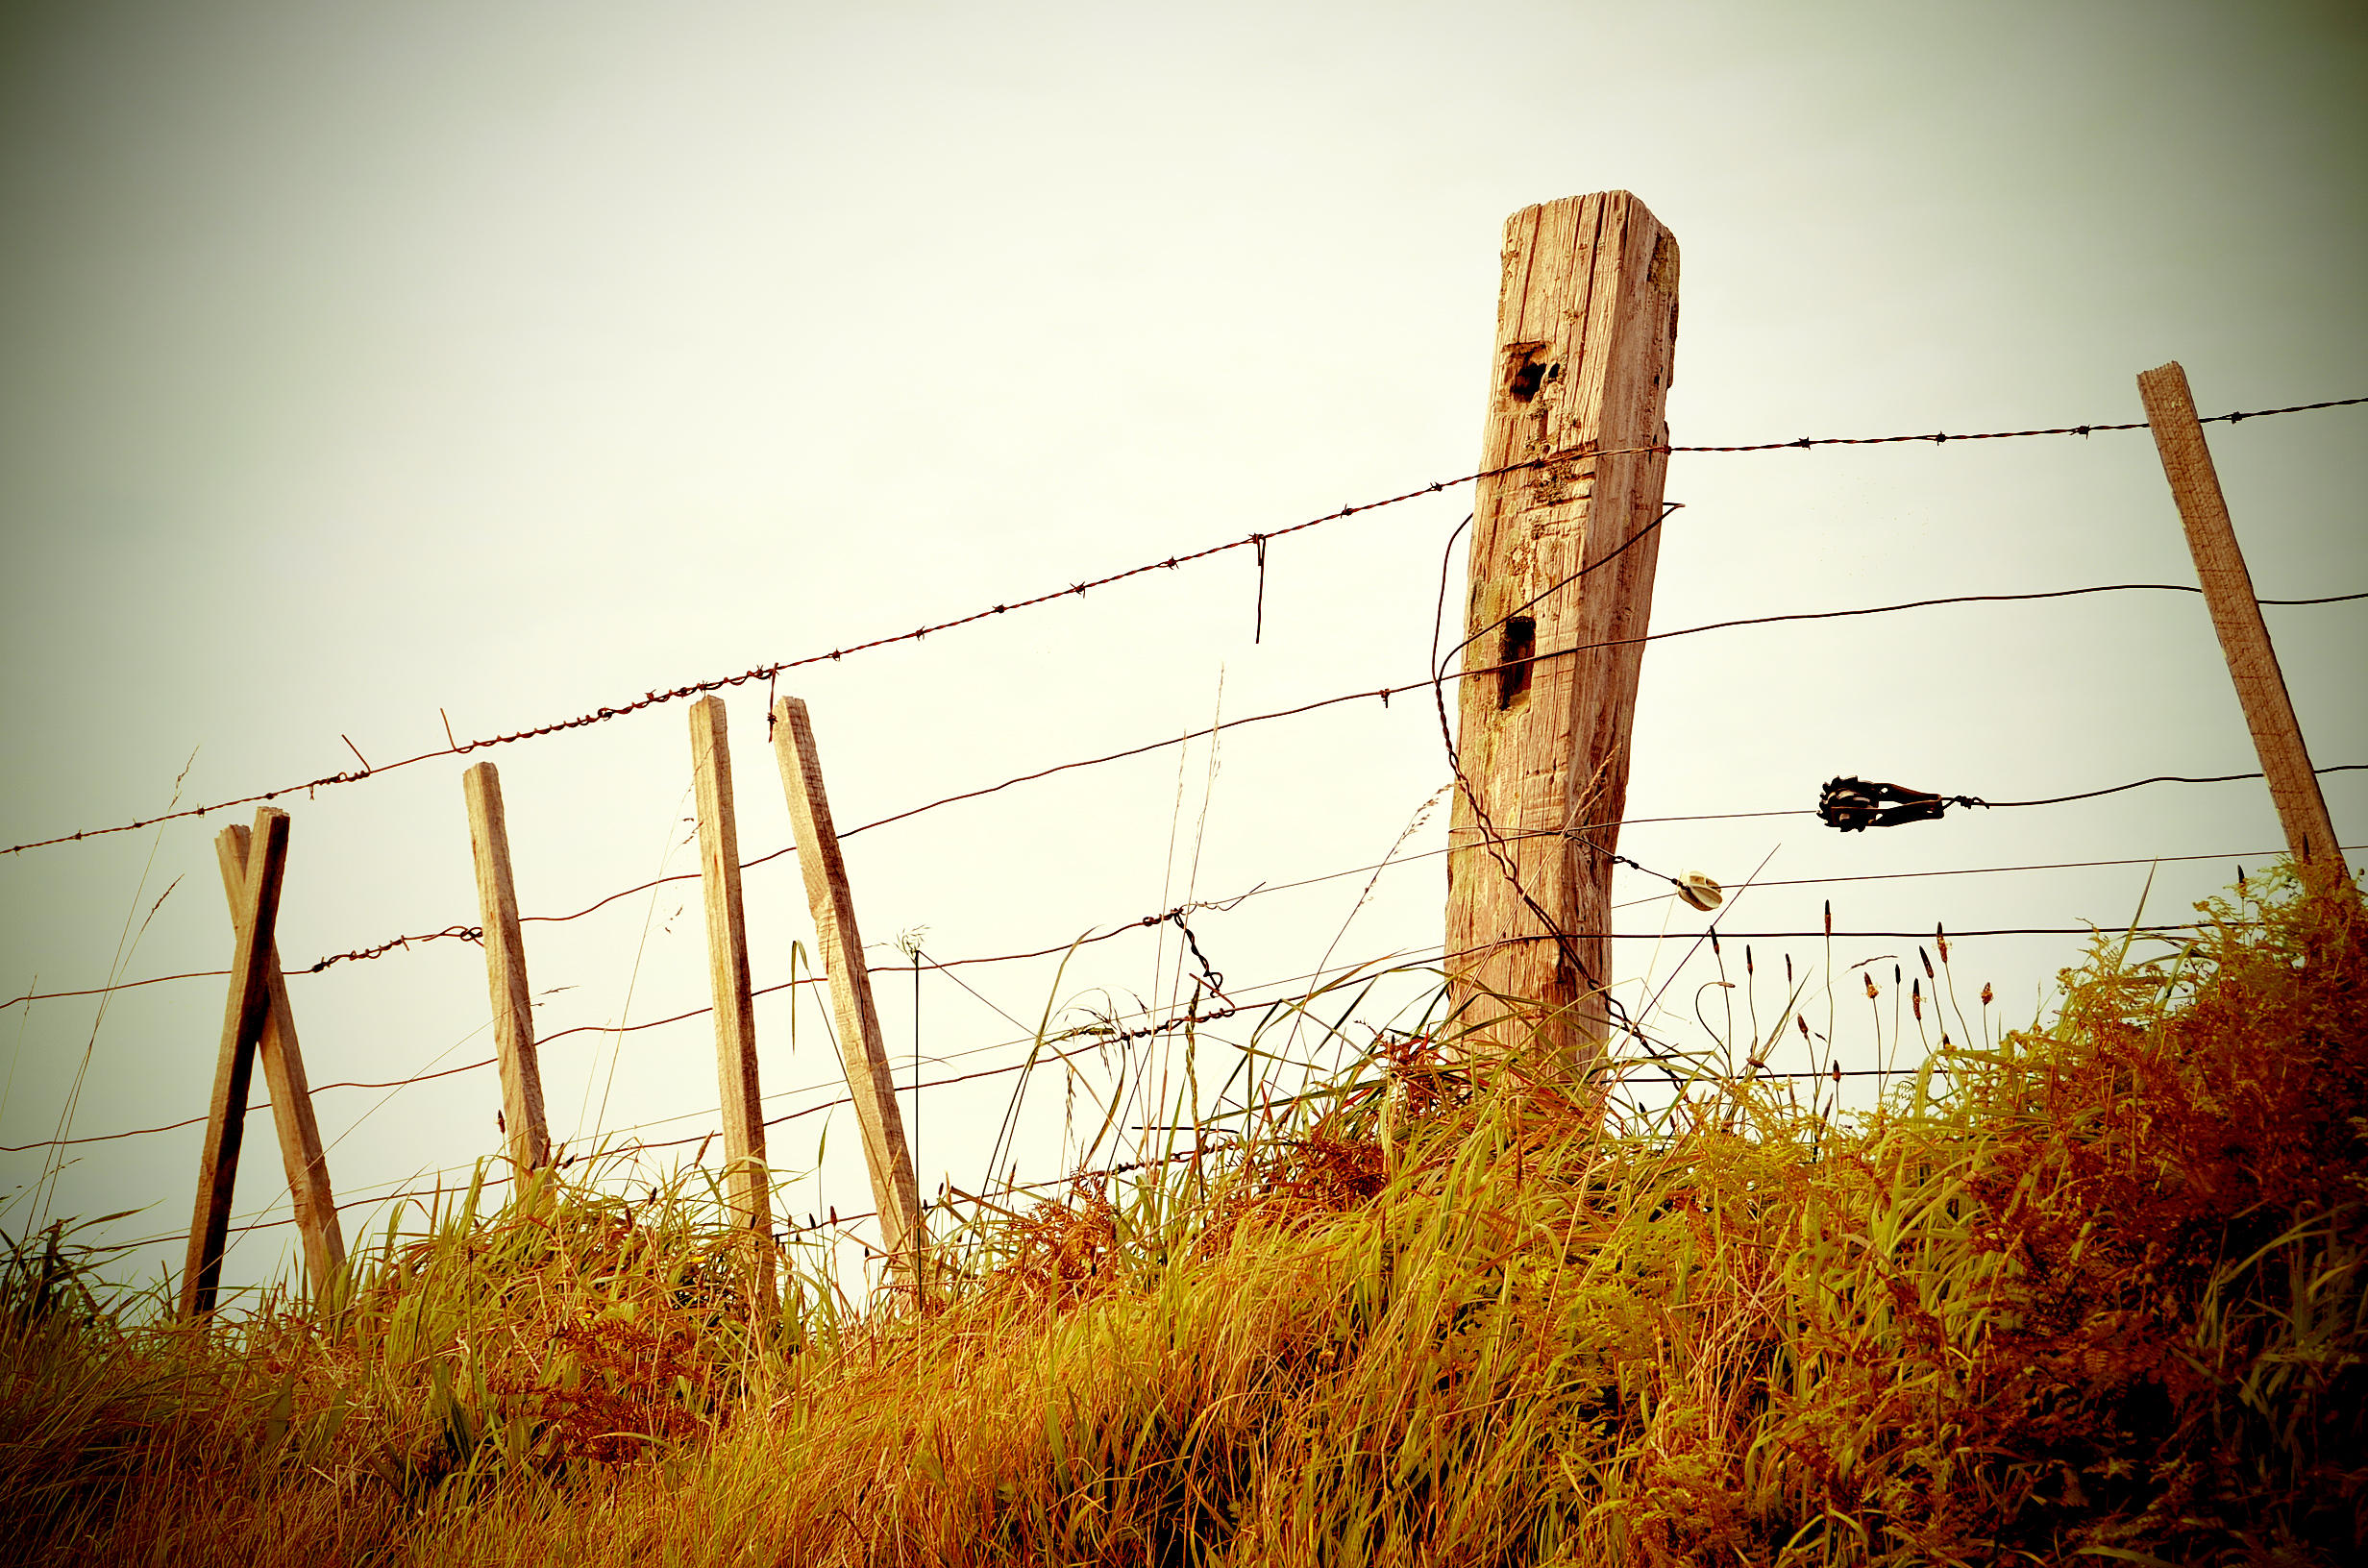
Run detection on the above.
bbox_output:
[3,867,2360,1566]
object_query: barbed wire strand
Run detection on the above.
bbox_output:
[12,393,2359,861]
[10,793,2362,1040]
[15,573,2361,994]
[8,869,2304,1160]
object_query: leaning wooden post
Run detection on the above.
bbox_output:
[1443,191,1681,1071]
[688,698,776,1299]
[462,763,552,1173]
[770,696,929,1297]
[2137,362,2349,897]
[181,806,292,1321]
[212,824,345,1291]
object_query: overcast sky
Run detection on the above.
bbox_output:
[3,0,2361,1301]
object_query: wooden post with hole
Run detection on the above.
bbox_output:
[770,696,929,1296]
[1443,191,1681,1072]
[688,697,776,1298]
[180,807,292,1320]
[212,823,345,1291]
[2137,363,2348,896]
[462,762,552,1173]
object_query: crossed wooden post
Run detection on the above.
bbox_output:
[181,808,345,1320]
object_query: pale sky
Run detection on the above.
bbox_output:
[3,0,2361,1299]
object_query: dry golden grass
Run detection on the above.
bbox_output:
[4,867,2360,1566]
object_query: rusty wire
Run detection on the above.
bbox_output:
[303,925,482,973]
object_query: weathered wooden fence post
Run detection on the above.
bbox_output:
[1443,191,1681,1071]
[181,806,292,1320]
[770,696,929,1298]
[2136,362,2349,896]
[688,697,776,1299]
[211,822,345,1291]
[462,762,552,1173]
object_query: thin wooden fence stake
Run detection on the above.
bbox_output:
[2137,362,2349,897]
[770,696,929,1298]
[180,806,292,1321]
[212,823,345,1293]
[688,697,775,1299]
[1443,191,1682,1072]
[462,762,552,1173]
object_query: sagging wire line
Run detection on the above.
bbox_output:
[9,713,2363,1036]
[3,883,2294,1161]
[494,577,2368,934]
[104,798,2343,1253]
[188,576,2368,979]
[1565,583,2368,660]
[26,560,2368,991]
[0,969,231,1009]
[0,900,1260,1153]
[1659,394,2366,453]
[15,543,2366,1038]
[86,1012,1908,1262]
[12,391,2360,862]
[0,462,1517,859]
[1985,764,2368,809]
[308,574,2368,968]
[97,958,1422,1247]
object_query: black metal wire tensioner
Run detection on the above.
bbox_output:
[1818,775,1987,832]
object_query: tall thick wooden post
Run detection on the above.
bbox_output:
[2137,362,2348,895]
[212,824,345,1290]
[771,696,929,1297]
[462,763,552,1173]
[181,807,292,1320]
[1443,191,1680,1070]
[689,698,775,1299]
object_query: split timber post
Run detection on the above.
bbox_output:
[2136,362,2350,900]
[1443,191,1681,1073]
[211,822,345,1291]
[770,696,929,1299]
[180,806,292,1321]
[688,697,776,1301]
[462,763,553,1173]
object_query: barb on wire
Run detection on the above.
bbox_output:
[13,392,2359,861]
[302,925,483,973]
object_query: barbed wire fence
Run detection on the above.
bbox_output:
[3,393,2362,1302]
